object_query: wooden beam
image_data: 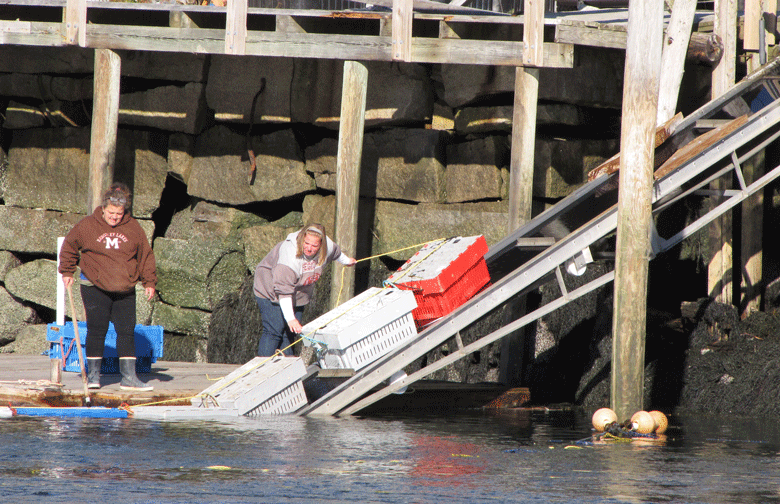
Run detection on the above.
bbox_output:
[0,21,574,67]
[709,0,738,305]
[610,0,662,422]
[225,0,248,55]
[330,61,368,309]
[64,0,86,47]
[392,0,413,62]
[87,49,121,214]
[657,0,696,125]
[522,0,544,67]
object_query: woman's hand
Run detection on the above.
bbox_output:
[145,286,155,301]
[287,318,303,334]
[62,276,74,290]
[344,256,357,267]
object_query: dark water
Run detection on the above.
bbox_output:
[2,409,780,503]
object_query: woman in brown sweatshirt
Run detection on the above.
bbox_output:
[58,182,157,391]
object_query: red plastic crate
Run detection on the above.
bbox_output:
[387,236,491,326]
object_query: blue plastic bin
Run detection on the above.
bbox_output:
[47,322,164,374]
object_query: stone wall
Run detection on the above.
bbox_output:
[0,44,628,381]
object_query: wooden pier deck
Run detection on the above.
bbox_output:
[0,355,524,413]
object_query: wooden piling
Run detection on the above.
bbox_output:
[330,61,368,309]
[707,0,738,304]
[610,0,662,421]
[87,49,120,213]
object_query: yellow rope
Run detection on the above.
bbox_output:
[132,237,449,409]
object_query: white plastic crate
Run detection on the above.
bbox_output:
[301,287,418,370]
[246,380,308,416]
[195,355,307,415]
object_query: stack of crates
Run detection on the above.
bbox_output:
[46,322,163,374]
[386,235,491,328]
[301,287,418,371]
[195,355,308,415]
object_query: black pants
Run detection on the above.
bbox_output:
[80,284,136,359]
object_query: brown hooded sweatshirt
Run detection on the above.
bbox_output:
[58,206,157,293]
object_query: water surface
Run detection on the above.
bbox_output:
[2,409,780,503]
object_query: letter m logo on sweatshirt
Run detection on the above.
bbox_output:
[105,237,121,249]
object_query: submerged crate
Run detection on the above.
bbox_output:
[301,287,418,370]
[386,235,491,326]
[195,356,308,415]
[46,322,163,374]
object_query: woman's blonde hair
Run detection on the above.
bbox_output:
[296,223,328,265]
[101,182,132,211]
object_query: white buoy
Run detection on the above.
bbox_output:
[592,407,617,432]
[630,411,655,434]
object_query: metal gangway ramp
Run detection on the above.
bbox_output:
[300,58,780,417]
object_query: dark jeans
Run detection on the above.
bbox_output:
[256,296,303,357]
[80,284,136,358]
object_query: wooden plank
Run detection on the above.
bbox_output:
[80,25,574,67]
[586,112,683,181]
[87,48,120,214]
[65,0,86,47]
[654,114,748,180]
[610,0,663,421]
[743,0,762,52]
[554,22,628,49]
[392,0,413,62]
[522,0,544,66]
[657,0,696,125]
[330,61,367,309]
[225,0,248,55]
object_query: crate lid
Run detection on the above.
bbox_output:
[387,235,489,293]
[301,287,417,348]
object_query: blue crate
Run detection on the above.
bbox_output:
[47,322,164,374]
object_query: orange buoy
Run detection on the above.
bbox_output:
[592,407,618,432]
[649,410,668,434]
[630,411,655,434]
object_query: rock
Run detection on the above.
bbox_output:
[3,100,46,129]
[302,194,336,234]
[154,237,246,311]
[373,200,509,260]
[4,259,64,311]
[168,133,196,184]
[0,251,21,283]
[187,126,313,205]
[5,127,168,217]
[306,129,447,203]
[117,130,169,219]
[533,137,619,200]
[1,212,150,259]
[2,324,48,355]
[165,200,269,252]
[437,46,623,109]
[445,137,509,202]
[0,74,93,102]
[291,59,433,129]
[163,333,208,363]
[241,224,299,272]
[0,47,207,82]
[205,55,294,124]
[453,103,584,134]
[5,127,91,213]
[119,82,209,134]
[151,302,211,338]
[0,286,38,344]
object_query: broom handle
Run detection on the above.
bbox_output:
[66,283,90,403]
